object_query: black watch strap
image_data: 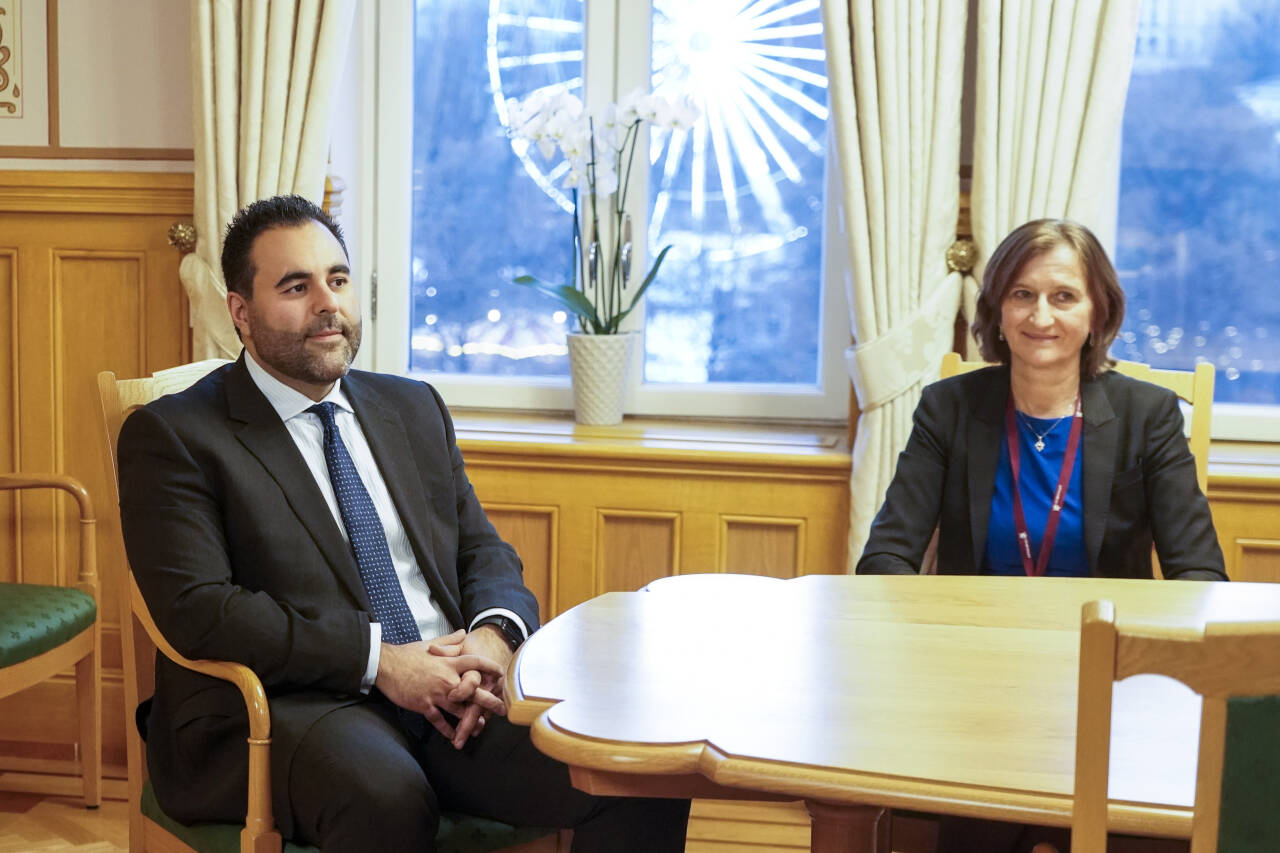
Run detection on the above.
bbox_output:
[474,615,523,651]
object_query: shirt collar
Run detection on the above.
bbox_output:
[243,349,353,422]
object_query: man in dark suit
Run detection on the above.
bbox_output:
[117,195,690,853]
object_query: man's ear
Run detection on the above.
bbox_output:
[227,291,250,339]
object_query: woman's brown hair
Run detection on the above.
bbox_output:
[971,218,1125,379]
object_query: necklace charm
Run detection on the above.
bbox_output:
[1018,410,1068,452]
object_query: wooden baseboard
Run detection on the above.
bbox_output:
[0,770,127,801]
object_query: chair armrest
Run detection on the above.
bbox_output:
[0,474,98,602]
[127,575,270,738]
[126,574,279,852]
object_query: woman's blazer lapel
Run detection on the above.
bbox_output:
[1080,376,1119,575]
[965,367,1009,572]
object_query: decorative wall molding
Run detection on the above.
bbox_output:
[0,169,193,214]
[0,1,23,118]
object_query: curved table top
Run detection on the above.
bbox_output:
[508,574,1280,837]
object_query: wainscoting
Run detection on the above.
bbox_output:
[0,170,192,790]
[454,411,853,620]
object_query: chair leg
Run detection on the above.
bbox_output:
[75,649,102,808]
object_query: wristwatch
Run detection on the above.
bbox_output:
[474,615,524,651]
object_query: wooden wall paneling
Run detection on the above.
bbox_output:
[558,501,599,613]
[596,509,680,595]
[0,170,193,785]
[484,504,558,622]
[459,432,853,614]
[1,249,15,578]
[1207,474,1280,584]
[1232,538,1280,583]
[720,516,804,578]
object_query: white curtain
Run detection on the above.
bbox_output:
[183,0,357,359]
[823,0,968,569]
[964,0,1142,348]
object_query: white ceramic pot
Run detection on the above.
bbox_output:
[565,332,636,425]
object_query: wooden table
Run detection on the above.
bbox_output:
[507,574,1280,853]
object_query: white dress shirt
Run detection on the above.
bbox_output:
[243,353,526,691]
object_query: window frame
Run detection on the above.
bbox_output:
[359,0,851,420]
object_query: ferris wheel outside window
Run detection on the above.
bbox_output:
[368,0,850,419]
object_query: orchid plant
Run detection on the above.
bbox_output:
[505,88,700,335]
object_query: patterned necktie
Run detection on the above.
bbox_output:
[307,402,422,645]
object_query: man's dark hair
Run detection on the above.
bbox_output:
[220,195,348,298]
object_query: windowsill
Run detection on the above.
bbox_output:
[451,412,1274,484]
[1209,441,1280,487]
[451,408,851,470]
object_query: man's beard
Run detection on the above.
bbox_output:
[248,313,362,386]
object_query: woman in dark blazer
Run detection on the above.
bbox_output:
[857,219,1225,853]
[858,219,1226,582]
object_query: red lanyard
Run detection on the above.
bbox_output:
[1005,394,1083,577]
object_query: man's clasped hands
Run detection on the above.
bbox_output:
[373,625,515,750]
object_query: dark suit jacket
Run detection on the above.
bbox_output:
[117,355,538,834]
[856,365,1226,581]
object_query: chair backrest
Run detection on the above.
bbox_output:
[938,353,1214,494]
[95,360,232,822]
[1071,601,1280,853]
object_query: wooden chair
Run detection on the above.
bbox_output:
[938,353,1214,493]
[97,360,560,853]
[0,473,101,809]
[1071,600,1280,852]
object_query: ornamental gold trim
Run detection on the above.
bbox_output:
[167,221,197,254]
[0,1,22,117]
[946,238,977,274]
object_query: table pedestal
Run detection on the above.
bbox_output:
[807,800,890,853]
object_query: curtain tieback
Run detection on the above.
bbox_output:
[845,272,962,412]
[179,252,243,360]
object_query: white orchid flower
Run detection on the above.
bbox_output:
[634,93,673,126]
[562,168,585,189]
[669,95,701,130]
[560,126,593,164]
[550,91,584,120]
[616,87,644,125]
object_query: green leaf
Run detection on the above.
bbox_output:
[512,274,603,332]
[609,245,673,333]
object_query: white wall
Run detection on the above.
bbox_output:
[0,0,192,170]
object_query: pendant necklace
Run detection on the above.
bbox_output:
[1017,410,1069,452]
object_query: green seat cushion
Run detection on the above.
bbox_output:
[1218,694,1280,853]
[0,583,96,668]
[141,780,551,853]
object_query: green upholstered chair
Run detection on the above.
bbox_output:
[1071,600,1280,853]
[98,362,561,853]
[0,473,101,810]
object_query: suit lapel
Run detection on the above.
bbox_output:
[967,367,1008,572]
[342,376,462,628]
[1081,375,1117,575]
[224,357,372,611]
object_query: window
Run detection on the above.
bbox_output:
[1116,0,1280,438]
[368,0,848,419]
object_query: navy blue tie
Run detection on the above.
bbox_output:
[307,403,422,645]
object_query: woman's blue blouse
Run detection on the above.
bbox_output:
[983,411,1088,577]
